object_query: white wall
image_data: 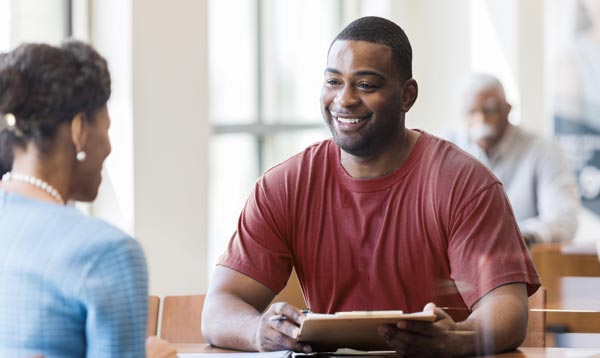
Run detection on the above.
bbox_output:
[131,0,209,296]
[517,0,546,135]
[90,0,210,297]
[390,0,472,132]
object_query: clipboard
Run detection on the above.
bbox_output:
[297,311,436,352]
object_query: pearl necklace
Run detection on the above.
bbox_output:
[1,172,65,205]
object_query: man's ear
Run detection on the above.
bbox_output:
[71,113,88,153]
[504,102,513,117]
[401,79,418,113]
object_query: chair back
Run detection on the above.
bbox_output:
[521,287,546,347]
[147,295,160,336]
[160,294,206,343]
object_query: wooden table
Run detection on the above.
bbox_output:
[482,347,600,357]
[173,343,239,354]
[172,344,600,357]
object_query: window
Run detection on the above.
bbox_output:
[0,0,71,51]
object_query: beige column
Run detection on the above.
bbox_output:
[90,0,210,296]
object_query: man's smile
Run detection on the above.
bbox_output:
[330,111,372,128]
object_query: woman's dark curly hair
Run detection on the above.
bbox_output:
[0,40,111,168]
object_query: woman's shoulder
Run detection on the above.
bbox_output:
[66,216,147,289]
[31,205,144,265]
[72,215,143,258]
[75,214,132,241]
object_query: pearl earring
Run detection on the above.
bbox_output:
[76,151,87,162]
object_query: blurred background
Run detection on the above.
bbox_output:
[0,0,597,297]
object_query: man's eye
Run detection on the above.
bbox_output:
[326,79,340,86]
[482,106,501,115]
[358,82,376,90]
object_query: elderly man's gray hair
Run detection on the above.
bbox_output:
[462,73,507,101]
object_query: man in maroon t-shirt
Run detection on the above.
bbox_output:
[202,16,540,357]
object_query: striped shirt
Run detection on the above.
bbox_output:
[0,189,148,357]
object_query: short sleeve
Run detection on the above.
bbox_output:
[448,183,540,308]
[78,238,148,358]
[218,175,294,294]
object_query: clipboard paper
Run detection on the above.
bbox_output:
[297,311,436,352]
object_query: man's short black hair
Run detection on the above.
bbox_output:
[332,16,412,80]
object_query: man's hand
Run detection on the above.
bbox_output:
[378,283,528,357]
[254,302,312,353]
[378,303,470,358]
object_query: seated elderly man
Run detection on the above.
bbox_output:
[446,73,580,245]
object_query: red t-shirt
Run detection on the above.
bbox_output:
[218,131,540,320]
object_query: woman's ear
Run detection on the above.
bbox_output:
[71,113,88,153]
[401,79,419,113]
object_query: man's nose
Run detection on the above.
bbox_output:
[334,85,360,108]
[469,110,487,123]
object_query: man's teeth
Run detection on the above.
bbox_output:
[335,117,363,124]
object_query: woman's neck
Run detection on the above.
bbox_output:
[3,146,71,205]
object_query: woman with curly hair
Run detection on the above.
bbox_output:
[0,40,174,357]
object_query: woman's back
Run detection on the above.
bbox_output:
[0,189,148,357]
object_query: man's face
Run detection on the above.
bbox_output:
[464,88,511,150]
[320,40,407,157]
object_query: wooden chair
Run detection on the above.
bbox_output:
[160,294,206,343]
[521,287,546,347]
[531,243,600,308]
[156,273,304,344]
[147,295,160,336]
[530,243,600,334]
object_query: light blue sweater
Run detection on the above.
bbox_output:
[0,189,148,357]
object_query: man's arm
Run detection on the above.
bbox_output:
[520,141,579,243]
[202,266,311,352]
[379,283,528,357]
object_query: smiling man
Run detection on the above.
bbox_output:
[202,17,540,357]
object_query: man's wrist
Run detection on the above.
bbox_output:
[448,322,479,356]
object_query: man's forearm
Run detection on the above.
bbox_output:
[202,293,262,351]
[448,315,524,356]
[451,284,528,356]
